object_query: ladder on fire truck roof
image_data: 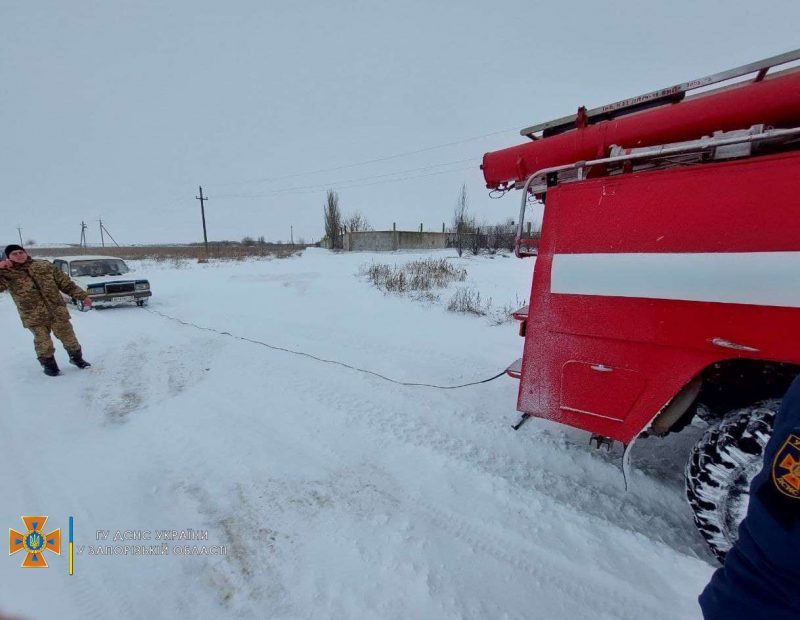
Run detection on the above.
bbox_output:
[521,48,800,139]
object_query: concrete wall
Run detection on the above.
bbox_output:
[345,231,396,251]
[341,230,451,251]
[397,231,448,250]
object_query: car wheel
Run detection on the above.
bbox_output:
[685,400,777,562]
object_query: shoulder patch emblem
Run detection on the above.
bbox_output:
[772,433,800,499]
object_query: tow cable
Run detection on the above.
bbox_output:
[144,307,510,390]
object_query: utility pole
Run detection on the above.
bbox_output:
[99,218,106,247]
[80,221,88,252]
[290,225,294,246]
[16,226,23,245]
[196,186,209,260]
[100,220,120,247]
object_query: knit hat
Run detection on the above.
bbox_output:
[4,244,24,258]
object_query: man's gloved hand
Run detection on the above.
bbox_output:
[81,297,93,310]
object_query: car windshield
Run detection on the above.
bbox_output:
[70,259,130,277]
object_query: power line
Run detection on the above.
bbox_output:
[33,125,510,218]
[49,130,498,223]
[215,157,478,199]
[216,164,476,200]
[211,126,520,188]
[286,164,477,195]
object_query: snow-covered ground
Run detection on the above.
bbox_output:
[0,248,714,619]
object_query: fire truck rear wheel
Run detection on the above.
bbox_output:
[684,400,778,562]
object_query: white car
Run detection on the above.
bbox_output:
[50,255,152,307]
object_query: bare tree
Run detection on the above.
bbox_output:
[470,222,481,255]
[486,224,500,254]
[503,217,516,251]
[323,189,343,249]
[480,218,517,253]
[452,183,471,257]
[344,211,373,233]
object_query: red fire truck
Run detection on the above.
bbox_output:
[481,49,800,560]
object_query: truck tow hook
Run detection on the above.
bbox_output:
[512,413,532,431]
[590,434,614,451]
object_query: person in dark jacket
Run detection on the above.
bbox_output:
[699,375,800,619]
[0,244,92,375]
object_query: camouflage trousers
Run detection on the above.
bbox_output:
[28,319,81,359]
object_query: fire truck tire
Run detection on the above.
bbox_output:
[685,400,778,562]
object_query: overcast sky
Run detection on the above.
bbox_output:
[3,1,799,246]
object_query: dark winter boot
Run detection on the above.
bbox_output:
[68,349,91,369]
[38,356,61,376]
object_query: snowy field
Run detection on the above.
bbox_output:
[0,248,714,619]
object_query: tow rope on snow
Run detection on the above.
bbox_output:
[144,308,509,390]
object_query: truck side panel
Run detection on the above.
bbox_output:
[517,151,800,443]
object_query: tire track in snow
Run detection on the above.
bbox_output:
[0,388,42,509]
[410,497,680,620]
[328,384,704,558]
[1,377,141,620]
[251,370,696,617]
[209,336,703,561]
[304,417,693,620]
[200,313,700,560]
[81,334,206,424]
[141,404,275,618]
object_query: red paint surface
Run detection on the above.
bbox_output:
[515,151,800,443]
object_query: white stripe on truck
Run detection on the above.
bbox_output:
[551,252,800,308]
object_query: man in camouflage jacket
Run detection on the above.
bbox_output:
[0,244,92,376]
